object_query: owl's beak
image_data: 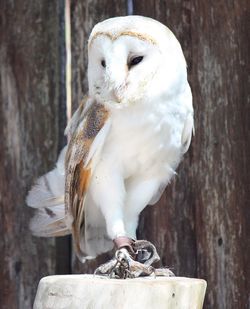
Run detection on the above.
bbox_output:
[106,64,127,103]
[111,89,122,103]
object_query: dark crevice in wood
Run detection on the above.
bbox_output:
[55,0,71,276]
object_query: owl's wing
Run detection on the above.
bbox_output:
[65,99,111,260]
[181,84,194,153]
[181,111,194,153]
[65,96,90,139]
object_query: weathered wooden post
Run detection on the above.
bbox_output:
[34,275,206,309]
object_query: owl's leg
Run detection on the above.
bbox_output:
[91,166,131,276]
[90,163,127,240]
[93,170,173,278]
[117,177,174,277]
[124,177,160,238]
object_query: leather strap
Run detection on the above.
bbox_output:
[113,236,136,255]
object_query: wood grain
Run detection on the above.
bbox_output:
[0,1,61,307]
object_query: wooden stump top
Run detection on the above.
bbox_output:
[34,275,207,309]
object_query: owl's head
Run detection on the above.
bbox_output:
[87,16,187,107]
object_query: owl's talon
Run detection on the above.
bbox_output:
[94,258,117,276]
[94,239,174,278]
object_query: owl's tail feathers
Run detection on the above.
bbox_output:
[26,147,71,237]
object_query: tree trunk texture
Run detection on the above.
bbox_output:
[0,1,249,309]
[0,1,64,308]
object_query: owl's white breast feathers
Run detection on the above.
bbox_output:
[94,83,193,192]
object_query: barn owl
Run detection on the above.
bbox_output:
[27,16,193,278]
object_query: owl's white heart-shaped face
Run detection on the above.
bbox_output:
[87,16,187,107]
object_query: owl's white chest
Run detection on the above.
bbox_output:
[102,98,186,182]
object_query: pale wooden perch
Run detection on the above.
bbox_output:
[34,275,207,309]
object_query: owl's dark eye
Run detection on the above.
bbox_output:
[129,56,144,68]
[101,60,106,68]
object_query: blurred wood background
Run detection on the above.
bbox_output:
[0,0,249,308]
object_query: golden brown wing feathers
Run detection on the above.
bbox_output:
[65,100,109,259]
